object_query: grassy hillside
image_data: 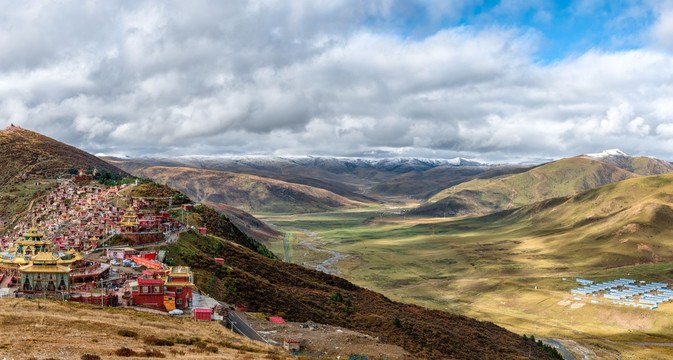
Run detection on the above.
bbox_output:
[0,126,128,223]
[118,165,365,214]
[163,230,551,360]
[586,154,673,176]
[373,165,531,199]
[414,156,669,217]
[0,126,126,186]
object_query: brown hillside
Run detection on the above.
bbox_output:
[119,165,363,214]
[0,125,126,185]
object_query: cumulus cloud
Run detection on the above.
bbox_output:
[1,0,673,162]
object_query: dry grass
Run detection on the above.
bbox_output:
[0,298,287,360]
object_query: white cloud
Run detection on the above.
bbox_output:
[1,0,673,161]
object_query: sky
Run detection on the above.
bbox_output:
[2,0,673,163]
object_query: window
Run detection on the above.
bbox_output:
[176,288,182,294]
[176,299,182,305]
[142,286,148,293]
[153,286,161,293]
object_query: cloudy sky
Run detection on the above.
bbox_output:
[2,0,673,162]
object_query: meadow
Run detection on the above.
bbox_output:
[262,174,673,359]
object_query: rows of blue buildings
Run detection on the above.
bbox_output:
[570,278,670,310]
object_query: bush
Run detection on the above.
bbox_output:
[115,347,137,357]
[330,292,344,302]
[173,336,200,345]
[143,349,166,358]
[118,329,138,338]
[205,345,218,353]
[143,336,174,346]
[81,355,101,360]
[393,317,401,328]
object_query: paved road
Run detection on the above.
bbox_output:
[227,310,267,343]
[282,231,290,262]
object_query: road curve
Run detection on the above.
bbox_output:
[227,310,267,343]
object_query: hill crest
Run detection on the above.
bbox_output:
[0,125,126,185]
[415,153,673,217]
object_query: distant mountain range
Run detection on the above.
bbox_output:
[105,155,507,212]
[108,150,673,219]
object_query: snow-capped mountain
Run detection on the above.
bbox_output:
[171,155,487,173]
[584,149,629,159]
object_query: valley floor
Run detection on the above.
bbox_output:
[261,208,673,360]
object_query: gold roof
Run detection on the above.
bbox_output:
[31,252,58,264]
[19,264,70,274]
[57,252,84,264]
[23,228,44,238]
[15,239,51,245]
[12,257,28,265]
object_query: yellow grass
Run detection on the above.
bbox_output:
[0,297,287,360]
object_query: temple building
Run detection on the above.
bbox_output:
[119,206,140,231]
[19,251,70,293]
[131,267,194,310]
[15,228,52,257]
[164,266,194,310]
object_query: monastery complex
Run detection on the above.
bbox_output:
[0,177,208,315]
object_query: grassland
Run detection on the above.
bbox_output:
[0,297,285,359]
[263,173,673,359]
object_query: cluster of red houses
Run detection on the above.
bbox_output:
[1,180,188,252]
[0,177,208,316]
[129,267,194,311]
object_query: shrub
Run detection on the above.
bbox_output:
[393,317,401,328]
[173,336,200,345]
[115,347,137,357]
[143,349,166,358]
[330,292,344,302]
[143,336,174,346]
[205,345,218,353]
[118,329,139,338]
[81,355,101,360]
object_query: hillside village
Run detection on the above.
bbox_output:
[0,177,197,308]
[0,175,416,359]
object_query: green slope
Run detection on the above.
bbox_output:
[415,156,673,217]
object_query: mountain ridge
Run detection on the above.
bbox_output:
[413,152,673,217]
